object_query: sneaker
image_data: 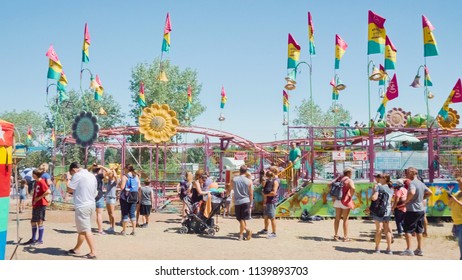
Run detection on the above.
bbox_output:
[267,233,277,239]
[384,250,393,255]
[400,249,414,256]
[373,250,381,254]
[106,227,115,234]
[35,241,43,246]
[237,235,244,241]
[414,249,424,256]
[258,229,268,234]
[97,231,107,235]
[21,239,36,246]
[130,231,136,236]
[119,231,127,236]
[141,224,148,228]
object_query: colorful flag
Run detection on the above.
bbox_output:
[377,74,399,119]
[335,34,348,69]
[283,90,289,112]
[287,33,301,69]
[422,15,439,57]
[91,75,104,101]
[57,70,69,102]
[367,10,387,55]
[138,82,146,107]
[330,77,339,100]
[308,12,315,55]
[27,127,32,144]
[220,86,227,109]
[378,64,388,86]
[82,23,91,63]
[46,45,62,80]
[424,66,433,87]
[51,129,56,144]
[186,85,192,109]
[438,79,462,119]
[161,13,172,53]
[384,36,397,70]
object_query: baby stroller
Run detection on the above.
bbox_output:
[179,192,227,236]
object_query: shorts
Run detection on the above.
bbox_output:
[264,203,276,218]
[19,194,27,201]
[120,199,136,222]
[95,196,105,209]
[372,214,391,222]
[234,202,250,221]
[31,206,46,222]
[140,204,152,216]
[333,200,350,210]
[106,197,117,205]
[403,211,425,234]
[75,205,95,233]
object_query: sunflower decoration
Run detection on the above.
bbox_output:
[139,103,179,143]
[386,108,409,128]
[437,108,460,130]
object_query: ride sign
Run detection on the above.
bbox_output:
[332,151,346,161]
[353,151,368,161]
[234,151,248,160]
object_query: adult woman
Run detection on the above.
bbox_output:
[119,164,140,236]
[104,168,119,234]
[331,167,356,242]
[191,170,208,205]
[371,173,394,254]
[177,171,193,220]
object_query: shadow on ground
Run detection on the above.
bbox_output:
[23,246,68,257]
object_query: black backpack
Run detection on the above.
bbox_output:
[263,179,274,194]
[329,179,344,199]
[369,190,389,218]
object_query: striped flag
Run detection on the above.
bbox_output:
[161,13,172,53]
[287,33,301,69]
[367,10,386,55]
[27,127,32,145]
[424,66,433,87]
[283,90,289,112]
[186,85,192,109]
[91,75,104,101]
[438,79,462,120]
[330,77,339,100]
[46,45,62,80]
[51,129,56,144]
[220,86,227,109]
[335,34,348,69]
[57,70,69,102]
[138,82,146,107]
[378,64,388,86]
[384,36,397,70]
[82,23,91,63]
[423,15,439,57]
[308,12,315,55]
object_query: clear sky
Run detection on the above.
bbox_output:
[1,0,462,143]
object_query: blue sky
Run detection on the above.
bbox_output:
[1,0,462,143]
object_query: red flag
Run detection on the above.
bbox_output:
[385,74,399,101]
[450,79,462,103]
[164,13,172,34]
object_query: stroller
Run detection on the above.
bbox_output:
[179,192,227,236]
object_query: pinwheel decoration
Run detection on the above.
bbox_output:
[71,111,99,147]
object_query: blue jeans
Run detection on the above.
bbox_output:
[455,224,462,260]
[394,208,405,234]
[120,199,136,222]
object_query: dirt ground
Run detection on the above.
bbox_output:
[5,203,460,260]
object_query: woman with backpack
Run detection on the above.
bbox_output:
[119,164,140,236]
[370,173,394,254]
[331,167,356,242]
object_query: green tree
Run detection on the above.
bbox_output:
[128,59,206,125]
[293,98,351,127]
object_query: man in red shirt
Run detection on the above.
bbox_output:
[22,169,51,245]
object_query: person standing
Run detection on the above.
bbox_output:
[22,169,51,245]
[119,164,140,236]
[18,179,28,214]
[371,173,394,254]
[260,166,279,238]
[400,167,433,256]
[138,179,154,228]
[229,165,253,241]
[177,171,193,220]
[331,167,356,242]
[67,162,98,259]
[104,168,118,234]
[91,164,106,235]
[448,183,462,260]
[288,142,302,190]
[392,179,408,237]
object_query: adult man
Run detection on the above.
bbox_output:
[67,162,98,259]
[288,142,302,189]
[400,167,433,256]
[229,165,253,241]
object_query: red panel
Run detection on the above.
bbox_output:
[0,120,14,147]
[0,164,11,198]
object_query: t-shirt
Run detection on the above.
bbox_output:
[375,184,394,217]
[406,178,429,212]
[69,169,98,209]
[289,148,302,170]
[450,192,462,225]
[94,173,104,201]
[394,187,408,212]
[32,178,49,208]
[265,178,280,204]
[41,172,53,187]
[233,175,251,205]
[140,185,152,205]
[105,180,117,199]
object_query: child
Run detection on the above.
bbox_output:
[138,179,154,228]
[18,179,28,213]
[223,189,234,218]
[22,169,51,245]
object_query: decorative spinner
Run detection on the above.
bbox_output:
[71,111,99,147]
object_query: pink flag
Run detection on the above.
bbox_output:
[422,15,435,30]
[84,23,91,44]
[368,10,386,29]
[221,86,226,97]
[95,75,103,87]
[45,45,60,62]
[450,79,462,103]
[139,82,145,94]
[164,13,172,34]
[329,77,336,87]
[385,74,399,101]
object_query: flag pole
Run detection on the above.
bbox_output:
[424,57,430,128]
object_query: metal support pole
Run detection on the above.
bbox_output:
[163,143,167,180]
[368,127,375,182]
[204,136,209,173]
[149,147,152,181]
[310,126,315,183]
[155,144,159,182]
[121,137,126,171]
[428,128,434,183]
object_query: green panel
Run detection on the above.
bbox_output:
[0,197,10,232]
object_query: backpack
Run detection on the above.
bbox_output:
[369,190,389,218]
[329,178,344,199]
[125,175,139,203]
[263,179,274,194]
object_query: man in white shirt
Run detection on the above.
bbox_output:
[66,162,98,259]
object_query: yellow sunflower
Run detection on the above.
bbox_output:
[437,108,460,130]
[139,103,179,143]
